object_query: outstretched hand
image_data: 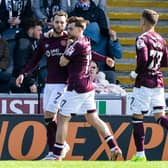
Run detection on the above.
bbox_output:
[106,57,115,68]
[16,74,24,87]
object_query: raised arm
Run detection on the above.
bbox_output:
[92,51,114,68]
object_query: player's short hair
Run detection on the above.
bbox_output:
[53,11,68,20]
[142,9,159,25]
[67,16,89,30]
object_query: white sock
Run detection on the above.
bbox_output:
[136,151,145,157]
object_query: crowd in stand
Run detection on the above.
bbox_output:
[0,0,122,94]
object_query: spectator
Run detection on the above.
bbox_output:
[69,0,109,37]
[90,60,126,95]
[61,0,77,13]
[63,0,110,26]
[0,0,34,75]
[0,36,11,93]
[32,0,61,30]
[84,22,122,83]
[11,18,43,93]
[0,0,34,35]
[61,0,107,13]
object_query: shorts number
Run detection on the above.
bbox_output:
[60,99,67,107]
[53,92,62,104]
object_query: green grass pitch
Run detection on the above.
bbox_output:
[0,161,168,168]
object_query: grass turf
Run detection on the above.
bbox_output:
[0,161,168,168]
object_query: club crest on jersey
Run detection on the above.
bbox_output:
[45,44,49,48]
[60,40,67,47]
[137,39,145,49]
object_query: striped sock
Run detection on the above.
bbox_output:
[53,143,64,158]
[105,135,117,151]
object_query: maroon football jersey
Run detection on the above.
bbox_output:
[135,31,168,88]
[22,32,68,83]
[64,36,94,93]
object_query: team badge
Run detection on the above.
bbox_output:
[45,44,49,48]
[61,40,67,47]
[136,39,145,49]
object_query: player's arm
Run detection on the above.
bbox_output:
[160,42,168,67]
[91,51,115,68]
[130,37,148,80]
[60,41,81,67]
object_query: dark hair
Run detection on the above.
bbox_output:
[36,20,43,27]
[67,16,89,29]
[142,9,159,25]
[53,11,68,20]
[22,17,42,32]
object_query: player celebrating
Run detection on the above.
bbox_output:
[16,11,115,160]
[16,11,70,160]
[53,16,122,161]
[130,9,168,161]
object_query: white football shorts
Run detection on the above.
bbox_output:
[43,84,67,113]
[59,90,96,117]
[130,86,165,114]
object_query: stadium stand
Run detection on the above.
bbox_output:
[107,0,168,90]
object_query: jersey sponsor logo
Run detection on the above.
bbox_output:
[45,49,62,57]
[136,38,145,49]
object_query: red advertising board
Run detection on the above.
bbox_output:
[0,95,43,114]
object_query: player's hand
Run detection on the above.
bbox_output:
[29,84,37,93]
[59,55,70,67]
[106,57,115,68]
[16,74,24,87]
[44,29,54,38]
[67,39,73,46]
[130,71,137,81]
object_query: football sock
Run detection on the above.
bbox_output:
[105,135,117,150]
[53,143,64,157]
[132,117,145,152]
[136,151,145,157]
[45,118,57,152]
[157,115,168,129]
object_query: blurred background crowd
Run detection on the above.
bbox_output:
[0,0,122,94]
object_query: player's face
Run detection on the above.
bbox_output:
[53,15,66,34]
[67,23,79,39]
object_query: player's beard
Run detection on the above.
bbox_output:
[53,27,64,36]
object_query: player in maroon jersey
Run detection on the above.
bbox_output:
[16,11,70,160]
[16,11,115,160]
[53,16,122,161]
[129,9,168,161]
